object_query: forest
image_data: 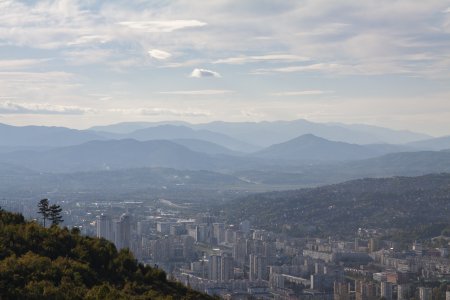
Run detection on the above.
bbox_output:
[0,209,213,300]
[223,173,450,240]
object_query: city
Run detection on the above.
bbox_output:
[1,1,450,299]
[4,198,449,299]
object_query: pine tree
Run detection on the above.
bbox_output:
[37,198,50,227]
[48,204,63,226]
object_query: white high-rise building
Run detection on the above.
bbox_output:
[233,238,247,266]
[221,253,233,281]
[208,255,221,281]
[114,213,131,250]
[96,214,113,242]
[213,223,225,244]
[249,254,267,281]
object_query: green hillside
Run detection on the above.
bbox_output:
[223,173,450,239]
[0,209,212,300]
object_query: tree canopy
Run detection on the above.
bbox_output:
[48,204,63,226]
[37,198,50,227]
[0,209,213,299]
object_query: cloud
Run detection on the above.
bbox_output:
[253,62,411,76]
[118,20,206,32]
[0,0,449,134]
[271,90,334,96]
[255,63,344,74]
[0,59,48,70]
[1,0,448,78]
[159,59,206,68]
[214,54,310,64]
[148,49,172,60]
[240,110,265,118]
[141,108,210,117]
[189,68,221,78]
[64,49,113,65]
[67,35,113,46]
[109,107,210,117]
[295,23,350,37]
[0,0,110,49]
[0,71,74,82]
[0,102,91,115]
[158,90,233,95]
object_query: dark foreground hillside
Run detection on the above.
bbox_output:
[223,173,450,239]
[0,210,212,300]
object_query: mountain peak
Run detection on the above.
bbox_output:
[254,134,377,161]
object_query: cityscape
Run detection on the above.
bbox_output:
[1,0,450,299]
[3,197,450,299]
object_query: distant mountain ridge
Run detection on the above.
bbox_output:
[0,139,218,173]
[90,121,191,134]
[407,135,450,151]
[2,136,450,180]
[2,141,450,198]
[122,125,258,152]
[194,119,431,146]
[236,150,450,187]
[89,119,432,146]
[170,138,240,155]
[0,121,439,155]
[0,123,103,147]
[328,122,431,145]
[253,134,379,161]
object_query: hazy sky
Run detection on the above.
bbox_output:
[0,0,449,135]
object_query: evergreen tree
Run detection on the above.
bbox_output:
[48,204,63,226]
[37,198,50,227]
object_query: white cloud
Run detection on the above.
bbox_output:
[0,71,84,107]
[190,68,221,78]
[264,63,345,73]
[295,23,350,37]
[240,110,265,118]
[0,101,91,115]
[214,54,310,64]
[1,0,447,78]
[158,90,233,95]
[0,71,75,83]
[148,49,172,60]
[67,35,113,46]
[64,49,113,65]
[0,0,110,49]
[254,62,411,76]
[109,107,210,117]
[118,20,206,33]
[88,94,113,102]
[271,90,333,96]
[141,108,210,117]
[0,59,48,70]
[160,59,206,68]
[0,0,449,134]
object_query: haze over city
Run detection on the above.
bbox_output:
[2,1,450,300]
[0,0,449,135]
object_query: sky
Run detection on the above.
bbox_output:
[0,0,449,135]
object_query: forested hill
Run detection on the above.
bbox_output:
[223,173,450,238]
[0,210,212,300]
